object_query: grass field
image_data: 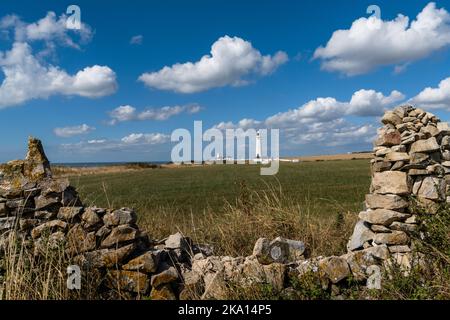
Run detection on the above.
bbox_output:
[68,159,371,257]
[71,159,371,216]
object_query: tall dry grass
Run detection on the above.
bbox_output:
[0,231,103,300]
[138,181,358,257]
[0,232,70,299]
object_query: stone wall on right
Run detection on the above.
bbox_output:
[347,105,450,265]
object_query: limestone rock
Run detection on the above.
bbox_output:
[76,243,136,268]
[319,256,350,284]
[410,137,440,153]
[385,152,410,162]
[416,176,446,200]
[341,245,388,281]
[381,112,402,126]
[103,208,136,227]
[374,231,409,245]
[365,194,408,210]
[66,224,96,255]
[101,225,139,248]
[389,222,417,233]
[123,250,160,273]
[81,207,102,230]
[359,209,410,226]
[375,129,401,147]
[388,245,411,253]
[371,161,391,173]
[31,220,67,239]
[347,220,374,251]
[371,225,391,233]
[252,238,271,265]
[151,266,179,288]
[34,194,60,210]
[57,207,83,222]
[23,137,52,181]
[437,122,450,135]
[164,232,193,252]
[372,171,410,195]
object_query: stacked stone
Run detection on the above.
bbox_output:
[348,105,450,264]
[0,137,210,300]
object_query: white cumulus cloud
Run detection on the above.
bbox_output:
[121,133,170,144]
[211,88,402,149]
[0,42,117,108]
[410,76,450,109]
[138,35,288,93]
[108,104,201,124]
[54,124,95,137]
[0,12,117,109]
[313,2,450,75]
[0,11,92,49]
[265,89,404,127]
[61,132,170,154]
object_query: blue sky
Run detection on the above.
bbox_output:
[1,0,450,162]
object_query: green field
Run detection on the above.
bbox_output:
[69,159,370,256]
[71,159,371,217]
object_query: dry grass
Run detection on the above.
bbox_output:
[0,232,70,300]
[0,231,104,300]
[138,182,357,258]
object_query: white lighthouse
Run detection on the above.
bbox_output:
[255,130,262,163]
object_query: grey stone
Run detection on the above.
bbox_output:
[388,245,411,253]
[359,209,410,226]
[34,194,60,210]
[151,266,178,287]
[31,220,67,239]
[164,232,193,252]
[410,137,440,153]
[123,250,160,273]
[374,231,409,245]
[389,222,417,233]
[375,128,401,146]
[370,225,391,233]
[101,225,139,248]
[381,111,402,125]
[347,220,374,251]
[319,256,350,284]
[103,208,137,227]
[57,206,83,222]
[385,152,410,162]
[417,176,446,200]
[371,161,392,172]
[372,171,410,195]
[81,207,102,229]
[366,194,408,210]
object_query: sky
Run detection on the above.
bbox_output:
[1,0,450,163]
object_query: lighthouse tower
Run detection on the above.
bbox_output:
[255,130,262,162]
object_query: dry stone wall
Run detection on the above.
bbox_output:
[347,105,450,268]
[1,106,449,299]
